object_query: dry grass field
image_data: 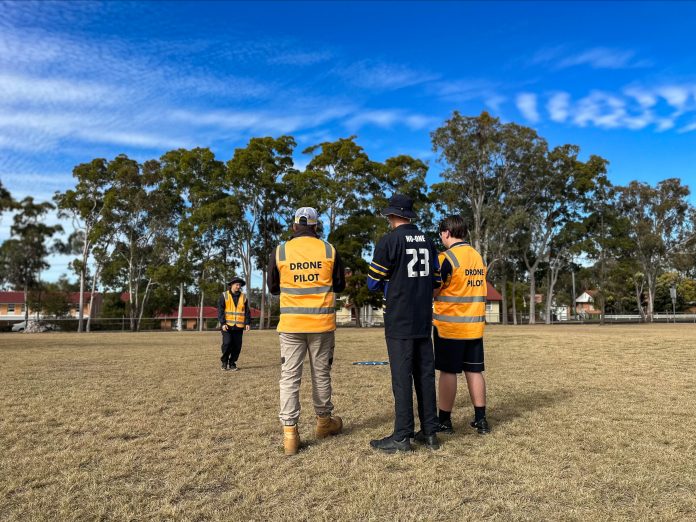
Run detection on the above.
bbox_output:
[1,325,695,521]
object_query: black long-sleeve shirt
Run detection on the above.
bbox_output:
[267,229,346,295]
[217,291,251,329]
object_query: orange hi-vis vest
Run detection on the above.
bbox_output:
[433,244,487,339]
[276,236,336,333]
[224,291,246,328]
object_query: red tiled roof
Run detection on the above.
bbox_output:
[67,292,100,304]
[0,291,101,304]
[486,283,502,302]
[0,291,24,304]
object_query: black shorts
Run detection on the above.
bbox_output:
[433,326,484,373]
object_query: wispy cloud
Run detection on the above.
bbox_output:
[268,50,333,66]
[532,46,652,70]
[430,79,499,102]
[344,110,437,132]
[516,93,540,123]
[334,60,438,91]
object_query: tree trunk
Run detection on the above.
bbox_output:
[353,305,361,327]
[136,278,153,332]
[646,274,655,323]
[176,282,184,331]
[86,264,100,333]
[511,267,518,326]
[528,271,536,325]
[259,267,267,330]
[501,268,508,325]
[77,264,86,333]
[198,289,205,331]
[634,279,646,322]
[24,282,29,324]
[545,261,561,325]
[571,269,576,320]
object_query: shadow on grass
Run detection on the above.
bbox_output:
[491,389,574,426]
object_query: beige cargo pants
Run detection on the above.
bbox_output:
[279,331,335,426]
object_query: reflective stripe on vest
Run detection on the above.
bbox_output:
[224,291,246,328]
[433,313,486,323]
[433,244,487,340]
[279,285,333,295]
[276,236,336,333]
[434,295,486,303]
[280,307,335,314]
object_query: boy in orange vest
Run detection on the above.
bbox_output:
[433,215,490,434]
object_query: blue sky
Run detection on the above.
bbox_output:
[1,1,695,282]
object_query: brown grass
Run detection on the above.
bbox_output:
[1,325,695,521]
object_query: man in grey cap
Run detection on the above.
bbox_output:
[217,277,251,371]
[267,207,346,455]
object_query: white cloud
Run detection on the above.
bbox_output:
[0,73,122,106]
[344,110,436,132]
[335,60,437,91]
[547,92,570,122]
[431,79,500,103]
[169,106,354,136]
[677,121,696,133]
[516,93,539,123]
[532,46,651,70]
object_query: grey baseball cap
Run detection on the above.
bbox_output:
[294,207,318,225]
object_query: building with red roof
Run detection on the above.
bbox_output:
[0,291,102,320]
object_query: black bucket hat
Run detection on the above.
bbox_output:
[380,193,417,220]
[227,277,246,287]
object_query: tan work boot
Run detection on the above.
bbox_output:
[283,425,300,456]
[316,415,343,439]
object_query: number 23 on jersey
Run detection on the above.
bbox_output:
[406,248,430,277]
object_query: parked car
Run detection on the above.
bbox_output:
[11,321,26,332]
[11,321,60,332]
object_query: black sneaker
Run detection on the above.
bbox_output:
[470,417,491,434]
[221,362,229,371]
[228,363,239,372]
[369,435,411,454]
[435,419,454,434]
[413,431,441,450]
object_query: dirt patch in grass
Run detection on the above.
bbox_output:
[1,325,695,520]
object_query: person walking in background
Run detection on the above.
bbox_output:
[268,207,346,456]
[217,277,251,371]
[433,215,491,435]
[367,194,442,453]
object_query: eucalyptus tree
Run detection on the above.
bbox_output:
[331,154,430,325]
[54,158,110,332]
[0,197,62,323]
[287,136,374,236]
[0,179,14,216]
[102,155,165,331]
[431,112,542,267]
[160,147,226,331]
[227,136,296,328]
[616,178,693,322]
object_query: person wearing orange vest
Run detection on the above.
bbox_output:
[267,207,346,456]
[433,215,491,435]
[217,277,251,371]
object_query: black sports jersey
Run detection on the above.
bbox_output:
[368,224,441,338]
